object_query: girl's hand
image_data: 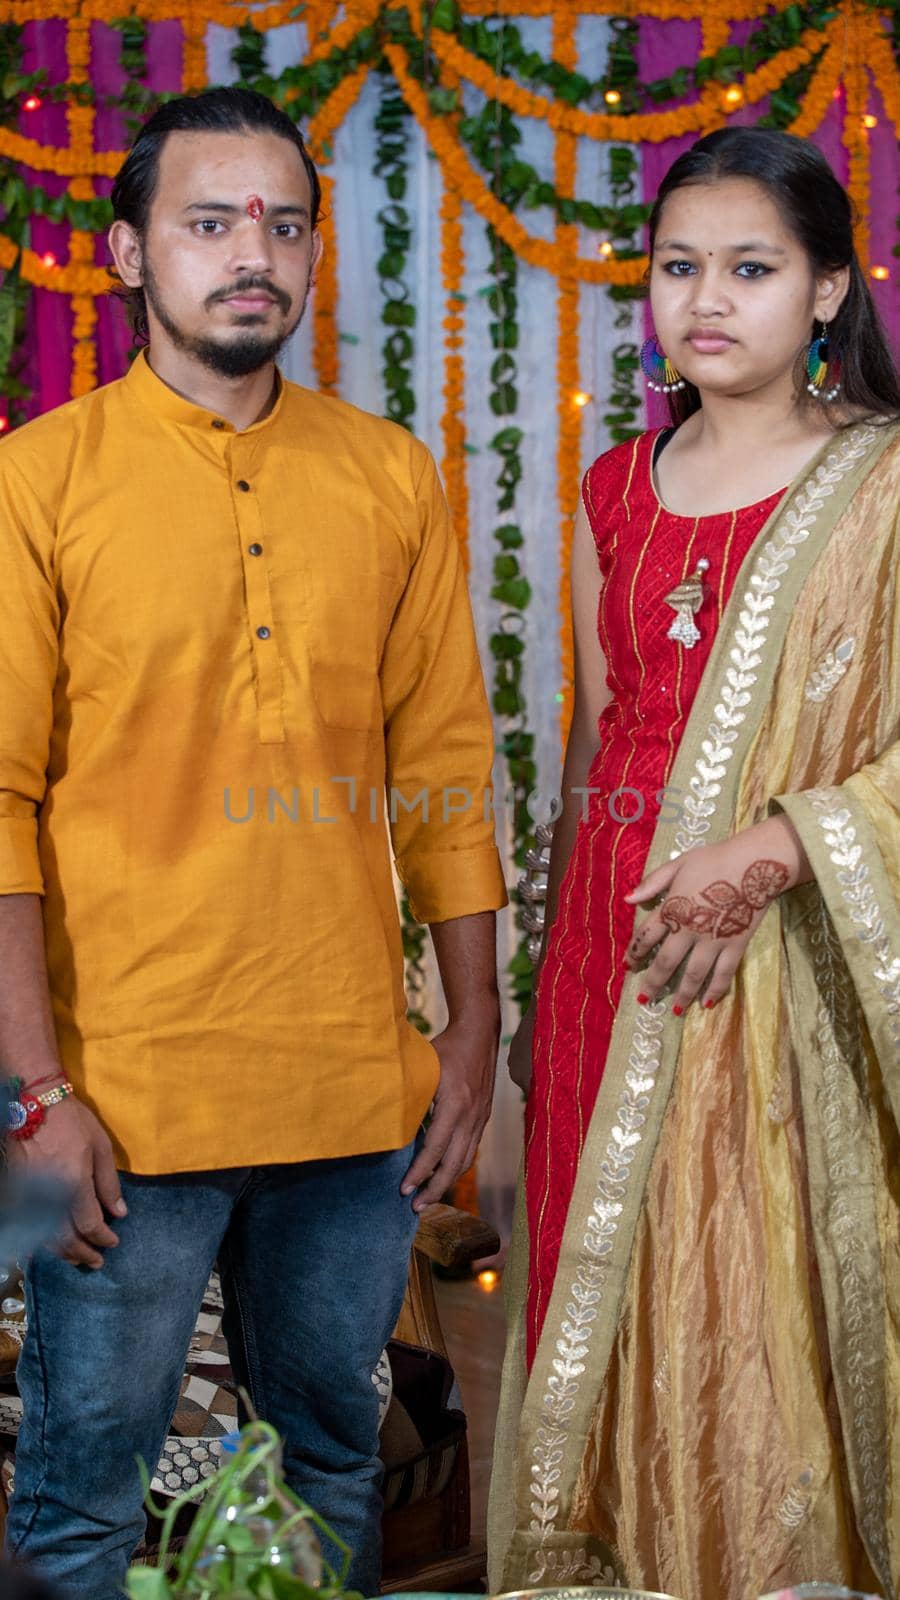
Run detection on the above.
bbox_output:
[623,814,812,1014]
[507,1000,536,1094]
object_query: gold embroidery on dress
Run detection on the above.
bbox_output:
[521,429,879,1586]
[804,637,856,703]
[811,789,900,1064]
[671,429,874,861]
[527,999,666,1581]
[809,893,892,1591]
[776,1466,815,1530]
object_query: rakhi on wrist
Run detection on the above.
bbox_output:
[5,1076,74,1141]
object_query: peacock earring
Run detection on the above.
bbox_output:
[640,335,686,395]
[805,319,842,402]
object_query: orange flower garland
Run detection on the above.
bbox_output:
[385,42,647,285]
[841,21,870,270]
[439,174,470,571]
[312,172,339,394]
[426,20,831,144]
[786,24,843,138]
[306,64,371,395]
[181,6,208,93]
[66,14,98,397]
[437,57,469,570]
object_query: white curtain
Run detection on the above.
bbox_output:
[208,20,647,1231]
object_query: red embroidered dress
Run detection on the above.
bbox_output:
[524,430,785,1366]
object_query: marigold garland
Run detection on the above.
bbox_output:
[385,41,647,285]
[439,174,469,571]
[427,20,831,144]
[840,15,870,270]
[306,64,370,395]
[181,7,208,92]
[66,14,98,397]
[312,171,339,394]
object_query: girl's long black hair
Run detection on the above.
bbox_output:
[647,127,900,427]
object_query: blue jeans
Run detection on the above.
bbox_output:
[6,1143,419,1599]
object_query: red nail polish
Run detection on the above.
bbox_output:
[672,1004,684,1017]
[636,992,649,1005]
[704,998,716,1009]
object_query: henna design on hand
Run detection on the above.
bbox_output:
[660,858,790,940]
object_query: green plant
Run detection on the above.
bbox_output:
[126,1420,363,1600]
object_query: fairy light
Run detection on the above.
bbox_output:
[477,1269,499,1292]
[860,114,878,129]
[572,390,592,408]
[722,85,744,110]
[603,89,621,106]
[22,94,42,112]
[0,416,9,433]
[870,265,890,281]
[598,241,614,259]
[41,251,57,268]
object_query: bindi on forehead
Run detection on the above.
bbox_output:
[246,194,264,222]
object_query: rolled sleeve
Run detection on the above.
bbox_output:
[0,460,59,894]
[381,446,508,925]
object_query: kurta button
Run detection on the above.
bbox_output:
[211,419,225,430]
[248,542,263,556]
[237,479,251,492]
[256,625,271,640]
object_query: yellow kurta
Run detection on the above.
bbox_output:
[0,352,506,1173]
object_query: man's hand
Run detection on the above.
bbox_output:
[624,814,812,1014]
[401,1002,500,1213]
[9,1095,127,1268]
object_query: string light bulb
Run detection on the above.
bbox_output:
[721,85,744,110]
[598,241,614,259]
[477,1269,499,1292]
[572,390,592,408]
[860,114,877,129]
[603,89,622,106]
[0,416,9,433]
[41,251,57,268]
[870,265,890,281]
[22,94,42,112]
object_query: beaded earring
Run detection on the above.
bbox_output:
[640,335,686,395]
[806,320,842,402]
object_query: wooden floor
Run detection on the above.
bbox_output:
[435,1272,508,1561]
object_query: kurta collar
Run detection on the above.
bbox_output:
[126,347,286,435]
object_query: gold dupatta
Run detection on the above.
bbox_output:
[489,421,900,1598]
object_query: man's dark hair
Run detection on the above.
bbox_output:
[109,86,322,341]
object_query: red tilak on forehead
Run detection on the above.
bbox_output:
[246,195,264,222]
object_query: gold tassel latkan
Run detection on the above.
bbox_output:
[665,557,710,649]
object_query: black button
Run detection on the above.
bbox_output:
[256,625,271,640]
[248,543,263,556]
[237,479,251,492]
[211,419,226,430]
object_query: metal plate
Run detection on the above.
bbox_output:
[495,1589,682,1600]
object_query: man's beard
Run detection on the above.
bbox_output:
[142,260,309,378]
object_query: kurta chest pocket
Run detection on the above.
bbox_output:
[296,563,405,731]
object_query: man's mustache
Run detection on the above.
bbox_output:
[206,277,293,314]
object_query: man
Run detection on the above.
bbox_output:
[1,86,506,1598]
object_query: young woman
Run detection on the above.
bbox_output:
[489,128,900,1599]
